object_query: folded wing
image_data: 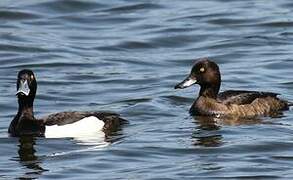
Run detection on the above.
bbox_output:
[217,90,279,105]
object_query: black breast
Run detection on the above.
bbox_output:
[12,117,45,137]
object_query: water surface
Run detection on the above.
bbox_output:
[0,0,293,179]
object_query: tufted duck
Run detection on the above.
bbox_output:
[175,58,291,117]
[8,69,127,137]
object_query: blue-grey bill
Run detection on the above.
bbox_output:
[16,80,30,96]
[175,76,197,89]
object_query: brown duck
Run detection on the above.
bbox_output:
[175,58,291,117]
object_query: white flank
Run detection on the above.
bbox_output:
[45,116,105,142]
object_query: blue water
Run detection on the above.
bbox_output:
[0,0,293,179]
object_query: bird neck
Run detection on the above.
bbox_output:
[199,84,220,99]
[18,97,34,116]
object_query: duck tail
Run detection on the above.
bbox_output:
[288,101,293,108]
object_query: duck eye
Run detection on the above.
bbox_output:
[199,67,205,73]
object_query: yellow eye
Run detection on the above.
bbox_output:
[31,75,34,80]
[200,67,205,73]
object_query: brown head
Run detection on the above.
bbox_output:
[174,58,221,98]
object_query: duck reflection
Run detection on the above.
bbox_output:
[191,116,264,147]
[105,124,125,142]
[66,122,125,146]
[15,125,125,178]
[17,136,47,179]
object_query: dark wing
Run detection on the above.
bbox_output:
[217,90,279,105]
[42,111,126,126]
[94,112,128,134]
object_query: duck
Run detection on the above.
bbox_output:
[174,58,291,117]
[8,69,127,137]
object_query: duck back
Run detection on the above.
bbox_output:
[191,91,289,117]
[217,90,280,105]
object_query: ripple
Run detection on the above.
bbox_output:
[104,3,163,13]
[1,0,293,179]
[260,21,293,27]
[30,0,106,13]
[1,61,94,69]
[0,10,40,20]
[207,18,255,25]
[149,34,199,48]
[0,44,48,53]
[101,41,154,51]
[168,12,239,21]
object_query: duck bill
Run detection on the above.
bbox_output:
[174,76,197,89]
[16,79,30,96]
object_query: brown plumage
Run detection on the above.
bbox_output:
[175,58,290,118]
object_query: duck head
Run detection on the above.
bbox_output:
[175,58,221,98]
[16,69,37,107]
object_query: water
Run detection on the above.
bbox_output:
[0,0,293,179]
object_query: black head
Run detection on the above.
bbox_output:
[175,58,221,97]
[16,69,37,99]
[9,70,39,136]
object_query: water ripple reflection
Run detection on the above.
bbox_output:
[0,0,293,179]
